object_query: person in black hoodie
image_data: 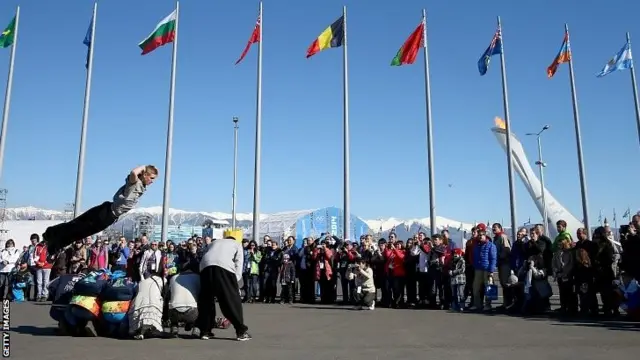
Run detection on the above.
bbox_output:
[593,226,616,316]
[180,242,201,273]
[299,239,316,304]
[533,225,554,276]
[428,235,446,309]
[574,228,598,262]
[370,239,389,307]
[262,241,282,303]
[620,222,640,281]
[404,238,420,307]
[573,228,598,316]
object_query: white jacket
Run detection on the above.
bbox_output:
[168,272,200,310]
[0,248,21,273]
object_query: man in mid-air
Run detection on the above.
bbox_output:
[44,165,158,254]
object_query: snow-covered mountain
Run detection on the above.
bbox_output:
[1,206,475,233]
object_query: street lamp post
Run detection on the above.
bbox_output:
[526,125,550,235]
[231,116,239,229]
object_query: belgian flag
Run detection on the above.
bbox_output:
[306,16,344,58]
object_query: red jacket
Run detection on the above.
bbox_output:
[443,247,453,271]
[383,248,406,277]
[34,243,52,269]
[312,248,334,281]
[335,249,358,271]
[465,238,479,266]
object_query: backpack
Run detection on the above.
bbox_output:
[73,269,111,297]
[101,277,137,302]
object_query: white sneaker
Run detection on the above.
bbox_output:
[368,303,375,310]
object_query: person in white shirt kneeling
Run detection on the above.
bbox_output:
[168,269,200,338]
[347,258,376,310]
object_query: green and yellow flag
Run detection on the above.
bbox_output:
[0,16,16,48]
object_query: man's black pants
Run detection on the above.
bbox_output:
[44,202,117,249]
[197,265,248,336]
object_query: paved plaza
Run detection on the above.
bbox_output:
[7,301,639,360]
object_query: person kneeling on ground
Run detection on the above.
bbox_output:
[167,269,200,338]
[10,262,33,302]
[347,259,375,310]
[129,274,166,340]
[47,271,87,335]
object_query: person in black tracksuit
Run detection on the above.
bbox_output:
[197,237,251,341]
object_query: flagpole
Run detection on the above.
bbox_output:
[342,6,351,240]
[565,24,591,233]
[599,209,603,226]
[422,9,436,236]
[0,6,19,182]
[73,2,97,218]
[251,1,263,243]
[497,16,518,241]
[626,32,640,148]
[613,208,618,238]
[160,1,179,244]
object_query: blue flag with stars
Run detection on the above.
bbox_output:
[478,28,502,76]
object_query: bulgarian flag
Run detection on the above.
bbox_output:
[390,20,424,66]
[139,10,177,55]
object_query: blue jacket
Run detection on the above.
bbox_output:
[473,240,497,273]
[510,240,526,271]
[116,246,130,266]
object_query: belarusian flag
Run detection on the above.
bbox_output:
[139,10,177,55]
[0,16,16,48]
[390,21,424,66]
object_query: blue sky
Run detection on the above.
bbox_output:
[0,0,638,225]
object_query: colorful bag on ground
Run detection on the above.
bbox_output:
[214,317,230,329]
[69,295,101,320]
[102,300,131,323]
[73,270,111,297]
[101,277,137,302]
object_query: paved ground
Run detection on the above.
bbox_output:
[7,301,639,360]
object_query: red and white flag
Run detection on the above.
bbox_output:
[235,13,261,65]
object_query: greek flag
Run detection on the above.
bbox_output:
[596,42,633,77]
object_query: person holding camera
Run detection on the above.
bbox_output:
[43,165,158,255]
[313,240,335,304]
[347,259,375,310]
[336,242,359,304]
